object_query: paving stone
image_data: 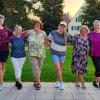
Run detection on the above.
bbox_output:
[55,93,74,100]
[90,93,100,100]
[36,93,54,100]
[72,93,92,100]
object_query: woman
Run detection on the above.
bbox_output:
[89,20,100,88]
[9,25,27,90]
[48,21,67,90]
[68,25,89,89]
[24,20,47,90]
[0,15,13,90]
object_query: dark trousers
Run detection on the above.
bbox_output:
[92,57,100,77]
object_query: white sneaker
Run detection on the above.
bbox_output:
[0,83,4,91]
[55,81,60,88]
[59,82,64,90]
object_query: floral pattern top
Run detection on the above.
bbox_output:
[28,29,47,58]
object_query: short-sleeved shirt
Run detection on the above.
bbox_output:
[28,29,47,57]
[9,35,27,58]
[48,30,67,56]
[0,27,13,52]
[89,31,100,57]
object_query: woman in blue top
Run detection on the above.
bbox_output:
[9,25,27,90]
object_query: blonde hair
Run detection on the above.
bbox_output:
[80,25,89,32]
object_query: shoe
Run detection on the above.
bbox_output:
[99,83,100,88]
[34,81,38,87]
[0,83,4,91]
[15,81,19,87]
[35,84,41,90]
[75,82,80,87]
[93,81,98,88]
[59,82,64,90]
[55,81,60,88]
[17,82,22,90]
[81,84,86,89]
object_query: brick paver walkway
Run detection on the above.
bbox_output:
[0,82,100,100]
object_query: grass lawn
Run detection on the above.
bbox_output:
[4,46,95,82]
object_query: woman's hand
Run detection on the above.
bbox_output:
[22,30,30,36]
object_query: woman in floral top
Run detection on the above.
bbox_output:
[24,20,47,90]
[68,25,89,89]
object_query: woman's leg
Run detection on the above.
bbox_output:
[18,57,26,82]
[0,62,3,83]
[38,57,44,77]
[78,74,86,88]
[11,57,21,81]
[92,57,100,87]
[1,62,5,78]
[59,56,65,82]
[78,74,84,83]
[55,62,62,82]
[76,75,80,85]
[30,57,40,84]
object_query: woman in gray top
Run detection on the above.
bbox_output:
[48,21,67,90]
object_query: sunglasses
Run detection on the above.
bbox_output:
[60,24,66,27]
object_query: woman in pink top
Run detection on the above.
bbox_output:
[0,15,13,90]
[89,20,100,88]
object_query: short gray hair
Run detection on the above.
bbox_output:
[14,25,22,31]
[0,15,5,20]
[80,25,89,32]
[93,20,100,26]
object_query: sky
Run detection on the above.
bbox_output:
[63,0,84,17]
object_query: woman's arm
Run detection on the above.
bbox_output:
[67,34,78,45]
[21,30,30,36]
[44,37,51,47]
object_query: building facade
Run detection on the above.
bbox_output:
[68,3,85,35]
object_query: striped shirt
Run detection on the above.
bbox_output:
[48,30,67,56]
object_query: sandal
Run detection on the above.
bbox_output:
[75,83,80,87]
[93,81,99,88]
[81,84,86,89]
[34,82,38,87]
[35,84,41,90]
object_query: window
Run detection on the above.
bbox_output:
[76,17,82,22]
[71,26,80,30]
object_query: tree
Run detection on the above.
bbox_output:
[37,0,64,33]
[81,0,100,30]
[0,0,39,29]
[0,0,4,10]
[63,12,72,25]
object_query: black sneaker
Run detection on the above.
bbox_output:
[17,82,22,90]
[15,81,19,87]
[93,81,99,88]
[99,83,100,88]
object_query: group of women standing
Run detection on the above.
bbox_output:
[0,14,100,91]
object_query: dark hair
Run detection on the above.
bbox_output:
[33,20,43,29]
